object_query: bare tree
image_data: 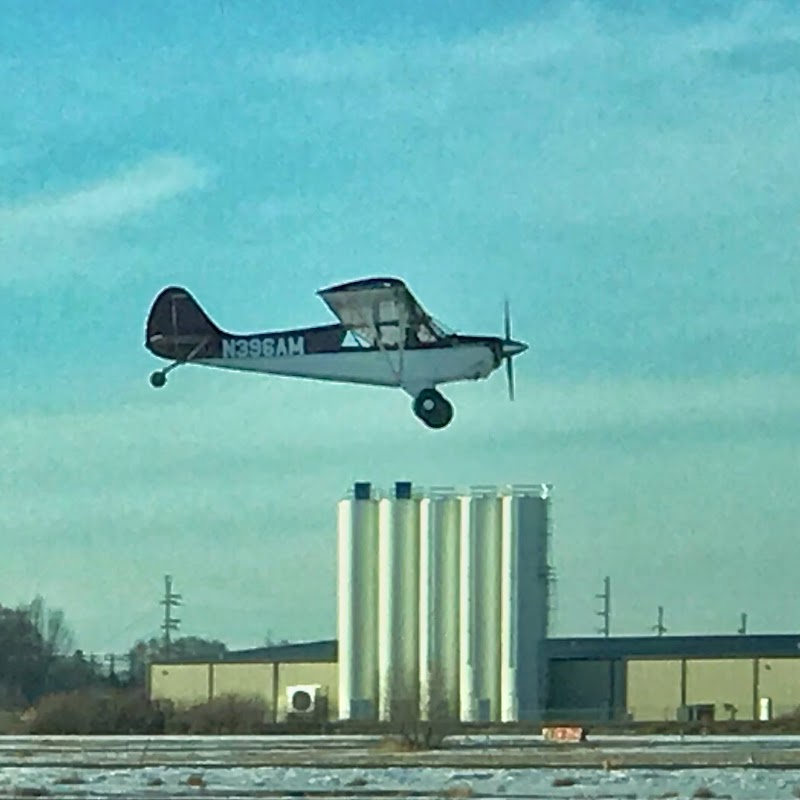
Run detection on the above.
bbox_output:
[382,668,452,750]
[23,596,74,659]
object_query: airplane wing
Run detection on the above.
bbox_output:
[317,277,447,349]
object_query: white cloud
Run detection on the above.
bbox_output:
[0,154,207,234]
[0,153,209,285]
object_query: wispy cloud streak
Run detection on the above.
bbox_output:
[0,154,207,234]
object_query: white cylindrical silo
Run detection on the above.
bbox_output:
[470,488,503,722]
[337,483,380,720]
[458,493,475,721]
[378,482,421,722]
[500,484,552,722]
[419,490,461,721]
[500,492,518,722]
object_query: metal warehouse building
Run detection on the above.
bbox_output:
[547,633,800,722]
[149,634,800,724]
[148,480,800,724]
[148,640,338,723]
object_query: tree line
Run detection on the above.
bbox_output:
[0,596,226,710]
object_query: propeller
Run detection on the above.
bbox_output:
[502,298,522,401]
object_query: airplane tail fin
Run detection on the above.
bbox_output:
[145,286,223,361]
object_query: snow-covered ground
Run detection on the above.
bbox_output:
[2,763,800,799]
[0,736,800,798]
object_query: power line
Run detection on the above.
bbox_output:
[160,574,181,657]
[652,605,667,636]
[595,575,610,637]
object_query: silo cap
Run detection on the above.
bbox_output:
[394,481,413,499]
[353,482,372,500]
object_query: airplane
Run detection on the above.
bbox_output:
[144,277,528,429]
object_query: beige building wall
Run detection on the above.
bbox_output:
[149,663,211,706]
[758,658,800,718]
[276,662,338,720]
[212,663,275,709]
[626,659,682,721]
[685,658,754,720]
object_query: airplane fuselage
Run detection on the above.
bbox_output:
[193,338,499,395]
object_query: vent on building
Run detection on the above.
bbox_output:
[286,684,324,716]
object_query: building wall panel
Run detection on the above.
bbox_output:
[212,663,274,708]
[758,658,800,718]
[547,659,624,721]
[626,659,682,721]
[685,658,754,720]
[149,664,210,707]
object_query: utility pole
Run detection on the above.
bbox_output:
[738,612,748,635]
[595,575,611,637]
[652,605,667,636]
[160,574,181,657]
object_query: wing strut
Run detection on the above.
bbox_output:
[368,301,406,386]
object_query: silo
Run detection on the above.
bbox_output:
[500,484,552,722]
[378,481,421,721]
[419,489,461,721]
[337,481,380,720]
[459,487,502,722]
[458,492,475,721]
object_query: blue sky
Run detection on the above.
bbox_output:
[1,1,798,654]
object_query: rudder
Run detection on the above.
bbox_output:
[145,286,223,361]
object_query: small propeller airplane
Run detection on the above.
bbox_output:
[144,277,527,429]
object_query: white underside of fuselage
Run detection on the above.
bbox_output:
[193,344,497,396]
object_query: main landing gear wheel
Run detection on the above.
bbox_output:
[150,370,167,388]
[413,388,454,429]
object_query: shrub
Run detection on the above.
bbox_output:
[164,695,269,735]
[27,689,167,735]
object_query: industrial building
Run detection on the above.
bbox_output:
[547,633,800,722]
[148,480,800,725]
[148,640,338,723]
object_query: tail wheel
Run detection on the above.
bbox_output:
[413,388,454,429]
[150,371,167,388]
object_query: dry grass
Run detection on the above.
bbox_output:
[442,783,473,798]
[0,711,29,735]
